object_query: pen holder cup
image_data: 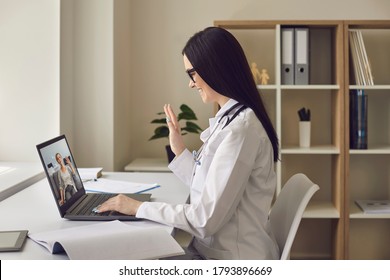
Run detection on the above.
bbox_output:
[299,121,311,148]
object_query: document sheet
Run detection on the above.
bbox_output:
[28,221,184,259]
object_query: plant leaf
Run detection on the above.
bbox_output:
[178,111,197,121]
[150,104,201,140]
[151,118,167,124]
[186,121,202,131]
[178,104,197,121]
[148,126,169,140]
[180,104,194,114]
[181,121,202,133]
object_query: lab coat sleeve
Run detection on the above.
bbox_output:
[168,148,195,186]
[136,123,264,238]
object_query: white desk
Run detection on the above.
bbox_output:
[0,162,45,202]
[124,158,171,172]
[0,172,189,260]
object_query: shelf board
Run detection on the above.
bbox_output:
[349,85,390,90]
[303,201,340,218]
[291,252,331,260]
[349,145,390,154]
[256,85,277,90]
[255,85,341,90]
[281,85,340,90]
[350,203,390,219]
[282,145,340,154]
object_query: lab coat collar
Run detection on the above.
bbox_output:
[200,99,238,142]
[215,99,239,120]
[211,99,239,128]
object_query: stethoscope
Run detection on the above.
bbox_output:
[192,103,247,166]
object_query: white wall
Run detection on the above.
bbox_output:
[61,0,115,170]
[0,0,60,162]
[72,0,114,170]
[114,0,133,171]
[61,0,133,171]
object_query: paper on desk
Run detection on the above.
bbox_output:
[83,178,160,194]
[78,167,103,180]
[28,220,184,260]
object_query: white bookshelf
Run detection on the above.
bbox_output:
[345,20,390,260]
[282,145,339,154]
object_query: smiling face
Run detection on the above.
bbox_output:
[183,54,229,107]
[55,153,63,165]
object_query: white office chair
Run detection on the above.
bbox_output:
[269,173,319,260]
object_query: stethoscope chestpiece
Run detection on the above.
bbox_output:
[192,150,201,165]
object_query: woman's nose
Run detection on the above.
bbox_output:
[189,80,195,88]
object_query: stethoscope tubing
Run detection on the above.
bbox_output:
[192,103,247,166]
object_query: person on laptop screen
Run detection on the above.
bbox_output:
[97,27,280,260]
[55,152,78,205]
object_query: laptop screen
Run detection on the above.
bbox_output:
[36,135,86,216]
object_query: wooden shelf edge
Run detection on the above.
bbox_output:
[303,201,340,219]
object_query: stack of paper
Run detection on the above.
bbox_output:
[78,167,103,180]
[28,221,184,259]
[349,30,374,86]
[355,200,390,214]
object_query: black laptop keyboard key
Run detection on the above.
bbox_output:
[76,193,115,215]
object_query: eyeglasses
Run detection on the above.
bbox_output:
[186,68,196,83]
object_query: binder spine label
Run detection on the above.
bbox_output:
[281,28,295,85]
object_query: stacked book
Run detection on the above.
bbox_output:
[349,30,374,86]
[349,30,371,149]
[349,89,367,149]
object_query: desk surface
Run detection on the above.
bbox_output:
[0,172,189,260]
[0,162,45,202]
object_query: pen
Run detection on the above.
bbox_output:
[298,107,310,121]
[135,185,161,194]
[82,178,98,183]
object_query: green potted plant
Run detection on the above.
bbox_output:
[149,104,202,162]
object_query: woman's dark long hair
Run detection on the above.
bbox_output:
[182,27,279,162]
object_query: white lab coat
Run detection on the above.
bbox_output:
[136,99,280,259]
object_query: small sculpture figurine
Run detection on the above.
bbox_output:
[260,68,270,85]
[250,62,262,84]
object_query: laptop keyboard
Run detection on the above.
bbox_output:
[77,193,115,216]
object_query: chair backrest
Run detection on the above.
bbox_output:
[269,173,319,260]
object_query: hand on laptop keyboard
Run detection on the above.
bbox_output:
[92,205,100,214]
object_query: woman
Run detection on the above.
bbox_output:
[55,153,77,205]
[98,27,280,259]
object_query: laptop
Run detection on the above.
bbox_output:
[36,135,151,221]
